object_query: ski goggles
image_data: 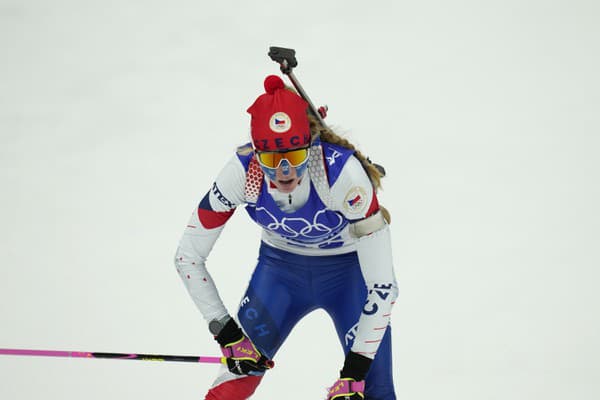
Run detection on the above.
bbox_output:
[255,146,310,169]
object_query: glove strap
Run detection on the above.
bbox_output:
[327,378,365,400]
[220,336,261,362]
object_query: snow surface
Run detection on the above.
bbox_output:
[1,1,599,399]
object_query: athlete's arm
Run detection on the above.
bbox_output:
[174,154,246,323]
[331,156,399,361]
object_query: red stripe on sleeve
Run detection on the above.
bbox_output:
[198,208,235,229]
[365,191,380,217]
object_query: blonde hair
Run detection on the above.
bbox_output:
[307,114,391,223]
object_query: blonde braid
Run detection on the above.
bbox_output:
[307,114,391,223]
[282,85,390,222]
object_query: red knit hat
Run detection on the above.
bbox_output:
[247,75,311,151]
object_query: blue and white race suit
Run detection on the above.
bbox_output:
[175,140,398,399]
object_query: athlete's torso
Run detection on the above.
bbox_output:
[234,141,378,255]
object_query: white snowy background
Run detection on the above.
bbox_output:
[1,0,599,399]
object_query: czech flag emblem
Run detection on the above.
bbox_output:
[348,194,362,207]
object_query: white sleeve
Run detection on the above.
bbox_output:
[331,156,399,358]
[202,154,246,213]
[351,225,399,358]
[173,154,246,323]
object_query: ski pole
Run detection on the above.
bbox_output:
[0,348,225,364]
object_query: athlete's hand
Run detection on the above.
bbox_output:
[215,319,273,375]
[326,378,365,400]
[326,352,371,399]
[221,335,273,375]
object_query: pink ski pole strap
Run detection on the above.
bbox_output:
[327,378,365,400]
[221,336,262,362]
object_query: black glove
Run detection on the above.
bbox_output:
[340,351,372,381]
[326,351,373,399]
[215,318,273,376]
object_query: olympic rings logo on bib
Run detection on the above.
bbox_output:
[256,206,346,243]
[269,112,292,133]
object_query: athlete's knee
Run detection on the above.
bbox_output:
[205,375,263,400]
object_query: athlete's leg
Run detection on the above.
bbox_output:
[205,244,316,400]
[236,246,316,359]
[316,253,397,400]
[205,375,263,400]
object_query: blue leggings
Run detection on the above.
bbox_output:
[237,243,396,400]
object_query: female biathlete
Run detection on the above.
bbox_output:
[174,75,398,400]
